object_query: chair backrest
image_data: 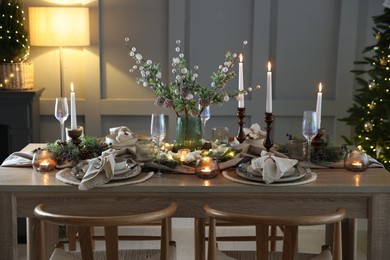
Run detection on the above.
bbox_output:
[203,204,345,260]
[34,202,177,260]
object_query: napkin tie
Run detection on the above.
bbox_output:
[251,150,298,184]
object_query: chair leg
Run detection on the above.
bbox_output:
[270,225,277,251]
[194,218,206,260]
[68,226,77,251]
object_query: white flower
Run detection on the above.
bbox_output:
[172,69,176,74]
[125,37,129,42]
[223,95,230,102]
[179,53,184,58]
[211,82,215,87]
[145,71,150,76]
[129,69,133,72]
[194,65,199,70]
[139,66,144,71]
[172,57,180,64]
[130,51,135,57]
[222,67,228,73]
[132,65,138,69]
[175,47,180,52]
[186,94,194,100]
[135,53,142,60]
[143,82,148,87]
[131,47,136,52]
[233,53,237,58]
[218,65,222,69]
[176,39,181,44]
[243,40,248,45]
[156,72,162,78]
[247,87,253,92]
[256,85,261,89]
[181,68,188,74]
[146,60,152,65]
[176,75,181,81]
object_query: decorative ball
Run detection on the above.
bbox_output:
[368,82,376,90]
[364,122,373,132]
[380,58,387,66]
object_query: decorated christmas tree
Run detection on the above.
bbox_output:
[0,0,29,63]
[340,3,390,170]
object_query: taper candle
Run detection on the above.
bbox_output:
[70,82,77,130]
[238,54,245,108]
[315,82,322,129]
[266,62,272,113]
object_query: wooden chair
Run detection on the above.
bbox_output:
[203,204,345,260]
[34,202,177,260]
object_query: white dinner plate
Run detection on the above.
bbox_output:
[111,165,141,181]
[236,167,306,183]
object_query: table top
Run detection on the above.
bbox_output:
[0,143,389,194]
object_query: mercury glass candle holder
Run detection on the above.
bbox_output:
[195,156,219,179]
[344,149,369,172]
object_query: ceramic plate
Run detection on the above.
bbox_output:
[111,165,141,181]
[236,166,306,183]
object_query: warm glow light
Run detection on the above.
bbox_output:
[319,82,322,92]
[71,82,74,92]
[354,174,360,187]
[267,61,271,72]
[28,7,90,47]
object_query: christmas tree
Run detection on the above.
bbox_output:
[340,4,390,170]
[0,0,29,63]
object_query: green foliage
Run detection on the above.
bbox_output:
[0,0,29,63]
[339,7,390,170]
[45,136,109,163]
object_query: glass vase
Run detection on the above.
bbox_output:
[175,116,202,151]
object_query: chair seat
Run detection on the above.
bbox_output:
[219,249,332,260]
[50,244,177,260]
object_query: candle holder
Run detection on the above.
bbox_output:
[263,112,273,152]
[195,157,219,179]
[67,127,83,145]
[312,128,326,152]
[32,148,57,172]
[344,148,369,172]
[236,107,246,143]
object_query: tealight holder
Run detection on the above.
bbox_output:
[67,126,83,145]
[32,149,57,172]
[195,156,219,179]
[344,148,369,172]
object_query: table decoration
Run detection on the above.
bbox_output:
[32,148,57,172]
[195,156,219,179]
[344,147,369,172]
[125,38,260,150]
[136,139,156,162]
[105,126,137,149]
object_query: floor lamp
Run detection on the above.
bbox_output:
[28,7,90,97]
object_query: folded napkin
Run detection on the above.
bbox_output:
[1,151,34,167]
[78,147,138,190]
[251,150,298,184]
[243,123,266,140]
[106,126,137,149]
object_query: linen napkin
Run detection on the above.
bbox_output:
[78,149,116,191]
[1,151,34,167]
[243,123,266,140]
[251,150,298,184]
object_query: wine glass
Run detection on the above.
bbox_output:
[199,105,210,136]
[302,111,318,172]
[55,97,69,142]
[150,113,166,177]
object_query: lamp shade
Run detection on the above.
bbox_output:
[28,7,90,47]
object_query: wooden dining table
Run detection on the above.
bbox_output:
[1,144,390,260]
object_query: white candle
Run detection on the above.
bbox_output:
[238,54,245,108]
[70,82,77,130]
[266,62,272,113]
[315,82,322,129]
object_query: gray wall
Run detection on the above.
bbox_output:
[26,0,384,145]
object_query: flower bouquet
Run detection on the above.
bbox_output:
[125,38,259,150]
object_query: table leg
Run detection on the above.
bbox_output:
[195,218,206,260]
[0,192,17,260]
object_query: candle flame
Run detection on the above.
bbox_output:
[239,54,243,63]
[267,61,271,72]
[319,82,322,92]
[71,82,74,92]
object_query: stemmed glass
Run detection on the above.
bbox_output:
[150,113,166,177]
[199,105,210,136]
[55,97,69,142]
[302,111,318,172]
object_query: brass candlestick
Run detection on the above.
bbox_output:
[236,107,246,143]
[263,112,274,152]
[67,127,83,145]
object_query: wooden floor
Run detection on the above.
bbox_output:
[17,219,367,260]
